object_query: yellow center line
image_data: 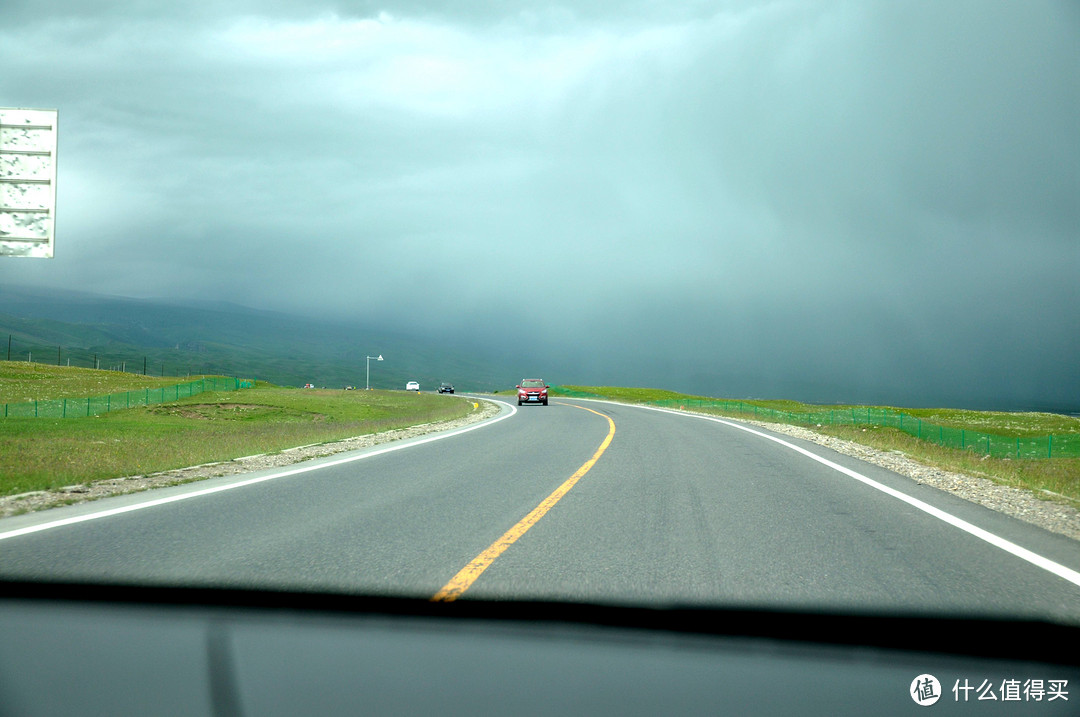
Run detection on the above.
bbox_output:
[431,403,616,602]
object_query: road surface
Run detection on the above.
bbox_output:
[1,397,1078,623]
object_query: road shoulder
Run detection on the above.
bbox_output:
[676,405,1080,542]
[0,399,504,518]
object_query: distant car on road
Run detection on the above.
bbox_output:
[437,383,454,394]
[517,378,548,406]
[303,383,315,389]
[405,381,420,391]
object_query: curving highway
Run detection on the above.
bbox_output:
[1,397,1078,624]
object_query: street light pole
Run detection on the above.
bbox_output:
[366,355,383,390]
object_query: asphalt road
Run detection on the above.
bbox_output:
[2,397,1078,624]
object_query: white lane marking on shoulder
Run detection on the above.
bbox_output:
[0,399,518,542]
[586,399,1080,589]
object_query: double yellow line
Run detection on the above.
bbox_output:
[431,403,616,602]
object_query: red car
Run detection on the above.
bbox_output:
[517,378,548,406]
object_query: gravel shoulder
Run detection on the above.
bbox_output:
[0,399,502,519]
[708,411,1080,542]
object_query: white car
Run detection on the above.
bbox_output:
[405,381,420,391]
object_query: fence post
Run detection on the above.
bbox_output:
[1016,437,1020,459]
[62,398,66,418]
[87,397,90,416]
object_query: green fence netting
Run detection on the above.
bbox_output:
[551,387,605,399]
[2,377,255,419]
[643,399,1077,459]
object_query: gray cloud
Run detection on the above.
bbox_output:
[1,0,1076,408]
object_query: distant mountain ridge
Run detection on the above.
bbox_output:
[0,284,512,390]
[2,285,1075,413]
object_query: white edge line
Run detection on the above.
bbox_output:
[0,398,518,542]
[589,399,1080,590]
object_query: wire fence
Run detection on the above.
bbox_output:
[1,376,254,419]
[645,399,1077,460]
[550,388,1077,459]
[551,387,605,398]
[2,334,229,379]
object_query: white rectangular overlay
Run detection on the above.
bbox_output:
[1,108,58,258]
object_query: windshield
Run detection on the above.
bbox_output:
[0,0,1077,639]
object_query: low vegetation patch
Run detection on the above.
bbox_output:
[147,402,323,422]
[551,385,711,403]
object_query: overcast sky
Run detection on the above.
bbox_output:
[1,1,1077,408]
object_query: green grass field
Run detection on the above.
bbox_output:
[0,363,474,496]
[552,385,1080,503]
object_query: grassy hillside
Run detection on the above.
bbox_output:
[0,362,193,403]
[0,363,476,495]
[0,285,515,391]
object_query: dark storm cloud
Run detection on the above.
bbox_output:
[1,0,1076,407]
